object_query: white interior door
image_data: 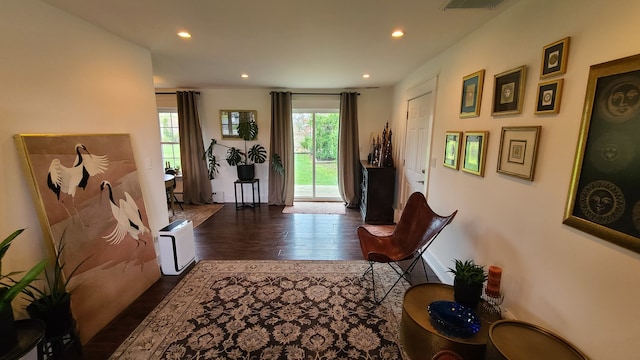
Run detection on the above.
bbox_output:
[403,92,433,205]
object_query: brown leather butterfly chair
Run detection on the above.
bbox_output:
[358,192,457,303]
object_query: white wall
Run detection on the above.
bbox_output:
[391,0,640,358]
[195,88,392,202]
[0,0,166,316]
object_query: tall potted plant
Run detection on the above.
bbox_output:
[21,229,89,344]
[204,118,284,180]
[448,259,488,308]
[0,229,47,355]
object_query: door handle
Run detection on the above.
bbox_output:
[417,180,425,184]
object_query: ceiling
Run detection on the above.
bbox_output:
[43,0,520,90]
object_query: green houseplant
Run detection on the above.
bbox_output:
[204,118,284,180]
[0,229,47,355]
[21,229,90,342]
[448,259,488,308]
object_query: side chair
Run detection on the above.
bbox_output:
[358,191,457,303]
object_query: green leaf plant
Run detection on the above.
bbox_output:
[0,229,47,312]
[20,228,91,312]
[203,118,284,179]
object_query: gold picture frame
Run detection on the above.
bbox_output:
[535,79,564,114]
[563,54,640,254]
[443,131,462,170]
[492,65,527,116]
[462,131,489,177]
[497,126,541,181]
[540,37,570,79]
[220,110,257,138]
[460,70,485,118]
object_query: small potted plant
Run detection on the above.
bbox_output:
[21,229,90,344]
[204,118,283,180]
[0,229,47,355]
[448,259,488,308]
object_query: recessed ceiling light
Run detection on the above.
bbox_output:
[177,31,192,38]
[392,30,404,38]
[241,74,249,78]
[362,74,370,79]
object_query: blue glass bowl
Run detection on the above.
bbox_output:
[427,300,481,338]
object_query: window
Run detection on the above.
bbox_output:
[158,110,181,172]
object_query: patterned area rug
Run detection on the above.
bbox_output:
[109,260,409,359]
[169,203,223,228]
[282,202,346,214]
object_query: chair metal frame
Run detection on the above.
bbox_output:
[358,192,457,303]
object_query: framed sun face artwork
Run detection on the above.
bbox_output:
[540,37,570,79]
[492,66,527,116]
[563,54,640,254]
[462,131,489,177]
[460,70,485,118]
[535,79,564,114]
[443,131,462,170]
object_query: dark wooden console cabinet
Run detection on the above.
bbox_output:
[360,161,395,224]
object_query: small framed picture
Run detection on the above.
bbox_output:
[460,70,485,118]
[535,79,564,114]
[443,131,462,170]
[492,65,527,116]
[462,131,489,177]
[540,37,570,79]
[497,126,541,181]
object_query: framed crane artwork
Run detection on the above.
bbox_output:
[14,133,160,344]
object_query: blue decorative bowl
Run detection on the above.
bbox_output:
[427,300,481,338]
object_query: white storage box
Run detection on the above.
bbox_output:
[158,220,196,275]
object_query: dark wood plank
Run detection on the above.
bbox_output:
[76,203,439,359]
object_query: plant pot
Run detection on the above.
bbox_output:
[237,164,255,181]
[26,294,73,340]
[453,278,483,308]
[0,303,18,355]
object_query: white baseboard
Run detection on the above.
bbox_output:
[424,249,454,285]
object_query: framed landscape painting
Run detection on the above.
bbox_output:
[460,70,485,118]
[462,131,489,177]
[563,54,640,254]
[14,134,161,343]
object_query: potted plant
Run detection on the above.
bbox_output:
[21,229,89,344]
[204,118,284,180]
[0,229,47,355]
[448,259,488,308]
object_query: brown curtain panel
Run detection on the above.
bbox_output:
[338,92,361,207]
[176,91,212,204]
[269,92,294,205]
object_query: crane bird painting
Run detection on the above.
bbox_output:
[15,134,161,345]
[47,143,109,225]
[100,180,150,260]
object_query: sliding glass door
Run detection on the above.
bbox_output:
[292,111,341,201]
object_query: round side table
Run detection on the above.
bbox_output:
[400,283,500,360]
[486,320,588,360]
[0,320,44,360]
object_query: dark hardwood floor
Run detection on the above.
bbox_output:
[76,203,436,359]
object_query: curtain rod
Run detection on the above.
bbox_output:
[270,91,360,96]
[156,91,358,95]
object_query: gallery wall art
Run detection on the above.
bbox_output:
[14,133,160,343]
[563,54,640,254]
